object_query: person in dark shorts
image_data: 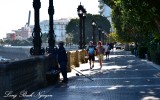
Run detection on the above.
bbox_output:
[87,41,96,69]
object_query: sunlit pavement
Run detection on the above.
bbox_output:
[24,49,160,100]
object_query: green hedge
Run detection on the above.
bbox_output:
[147,50,151,61]
[138,46,147,59]
[154,51,160,64]
[130,46,134,55]
[149,45,160,65]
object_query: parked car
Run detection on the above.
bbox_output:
[115,43,125,50]
[115,45,122,49]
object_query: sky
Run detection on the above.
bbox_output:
[0,0,99,39]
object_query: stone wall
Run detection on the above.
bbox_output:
[0,48,87,100]
[0,55,57,100]
[67,49,87,72]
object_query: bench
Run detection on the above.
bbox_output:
[46,69,60,85]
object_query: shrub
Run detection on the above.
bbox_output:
[147,50,151,61]
[148,39,160,65]
[130,46,134,55]
[154,50,160,64]
[138,46,147,59]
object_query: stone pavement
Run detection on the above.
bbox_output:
[23,50,160,100]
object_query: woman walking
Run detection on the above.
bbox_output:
[96,41,105,69]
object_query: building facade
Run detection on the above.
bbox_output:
[6,26,31,40]
[54,19,69,42]
[98,0,111,17]
[6,32,16,40]
[34,18,70,43]
[14,27,31,40]
[6,18,69,43]
[98,0,114,32]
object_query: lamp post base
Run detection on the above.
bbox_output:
[46,46,58,56]
[30,47,45,55]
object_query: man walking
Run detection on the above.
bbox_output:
[87,41,96,69]
[104,42,110,60]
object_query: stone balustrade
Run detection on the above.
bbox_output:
[67,49,87,72]
[0,56,50,100]
[0,48,88,100]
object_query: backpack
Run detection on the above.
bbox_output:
[88,47,95,55]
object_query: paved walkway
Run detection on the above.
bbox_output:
[23,50,160,100]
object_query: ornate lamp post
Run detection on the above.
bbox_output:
[102,31,105,44]
[30,0,45,55]
[77,3,83,49]
[98,26,102,41]
[92,19,96,45]
[82,8,86,49]
[77,3,86,49]
[69,33,73,49]
[46,0,57,54]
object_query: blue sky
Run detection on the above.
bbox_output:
[0,0,99,39]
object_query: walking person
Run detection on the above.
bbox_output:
[134,43,138,57]
[87,41,96,69]
[96,41,105,69]
[57,41,68,83]
[104,42,110,60]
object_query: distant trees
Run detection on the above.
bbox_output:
[0,39,4,45]
[4,39,32,46]
[66,14,111,44]
[3,33,48,46]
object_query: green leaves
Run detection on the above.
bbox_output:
[104,0,160,44]
[66,14,111,44]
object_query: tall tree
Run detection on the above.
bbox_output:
[66,14,111,44]
[103,0,160,44]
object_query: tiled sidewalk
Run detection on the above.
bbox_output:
[23,50,160,100]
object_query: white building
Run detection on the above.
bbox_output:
[98,0,113,32]
[36,18,70,43]
[40,20,49,34]
[54,19,69,42]
[98,0,111,17]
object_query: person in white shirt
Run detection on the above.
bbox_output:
[104,42,110,60]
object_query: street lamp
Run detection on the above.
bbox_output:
[69,33,73,49]
[104,31,110,44]
[77,3,86,49]
[98,26,102,41]
[77,3,83,49]
[102,31,105,44]
[65,34,69,47]
[92,19,96,45]
[30,0,45,55]
[82,8,86,49]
